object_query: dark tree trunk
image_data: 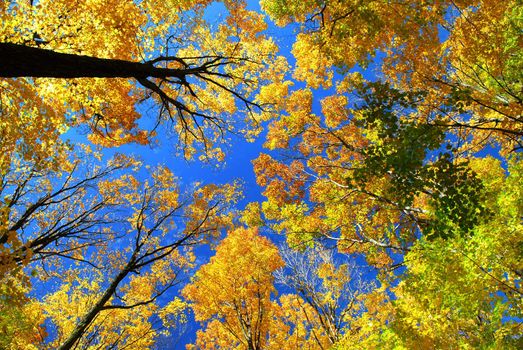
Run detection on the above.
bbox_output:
[56,263,132,350]
[0,42,182,79]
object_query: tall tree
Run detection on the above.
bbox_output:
[183,228,378,350]
[254,81,487,267]
[183,227,284,350]
[0,148,134,276]
[275,246,373,346]
[37,165,240,349]
[334,157,523,349]
[2,0,521,348]
[0,0,286,163]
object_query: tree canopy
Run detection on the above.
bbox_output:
[1,0,521,349]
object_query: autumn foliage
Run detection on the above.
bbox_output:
[1,0,522,349]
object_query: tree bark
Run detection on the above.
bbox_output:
[0,42,182,79]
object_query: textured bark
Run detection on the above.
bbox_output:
[0,42,182,79]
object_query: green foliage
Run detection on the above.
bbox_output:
[346,82,487,239]
[423,155,488,239]
[333,157,523,349]
[350,82,445,206]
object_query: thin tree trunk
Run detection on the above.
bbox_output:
[57,265,131,350]
[0,42,182,79]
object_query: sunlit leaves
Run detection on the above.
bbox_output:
[183,227,283,349]
[334,158,523,349]
[254,80,490,265]
[1,0,288,163]
[1,0,521,348]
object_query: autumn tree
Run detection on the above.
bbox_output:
[0,141,240,348]
[334,157,523,349]
[37,164,240,349]
[183,227,321,350]
[0,147,136,276]
[0,0,287,165]
[0,146,135,347]
[183,227,283,350]
[275,245,373,346]
[183,227,380,350]
[0,269,46,349]
[1,1,281,347]
[261,0,522,152]
[250,1,521,348]
[253,80,488,269]
[2,0,521,348]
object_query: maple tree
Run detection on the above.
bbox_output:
[1,145,240,348]
[50,165,239,350]
[0,148,133,275]
[1,0,276,345]
[0,147,137,344]
[252,0,521,347]
[334,157,523,349]
[254,80,489,268]
[261,0,522,157]
[183,227,283,349]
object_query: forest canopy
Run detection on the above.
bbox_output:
[0,0,521,349]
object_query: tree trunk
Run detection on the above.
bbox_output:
[57,266,131,350]
[0,42,182,79]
